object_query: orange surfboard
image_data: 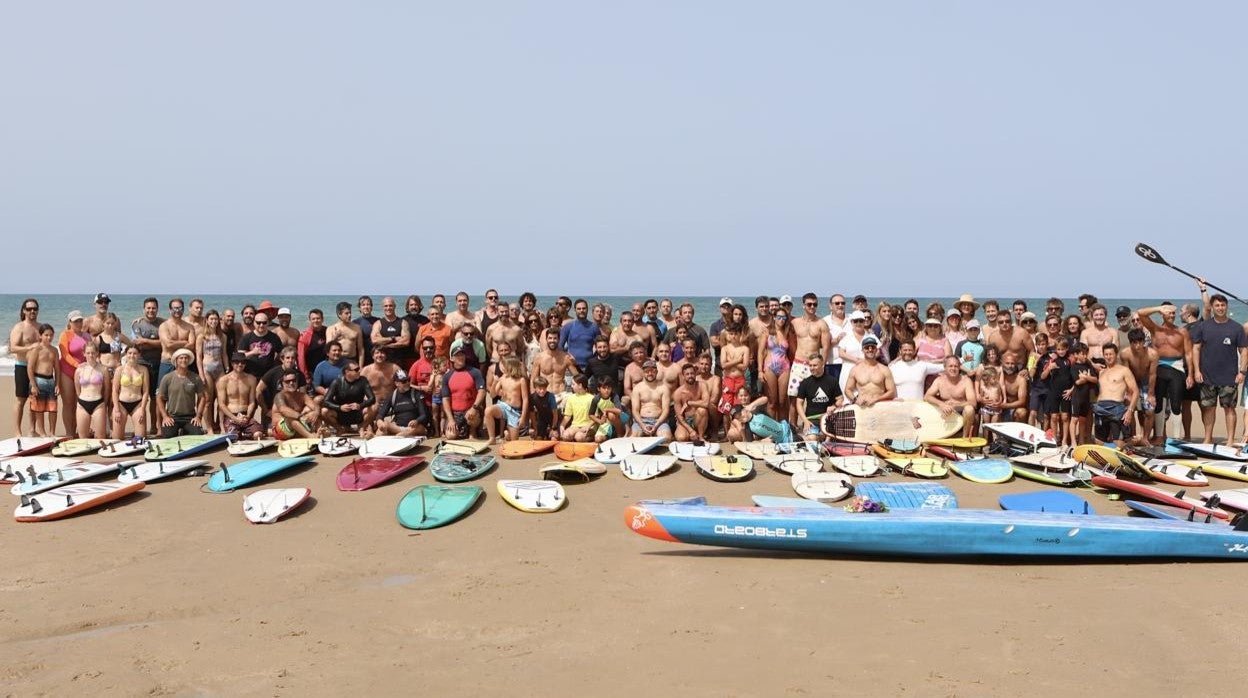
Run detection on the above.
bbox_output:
[15,481,146,522]
[554,442,598,461]
[499,440,559,459]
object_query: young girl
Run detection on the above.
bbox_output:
[758,311,796,427]
[113,345,149,439]
[726,385,771,442]
[977,365,1005,427]
[74,342,111,439]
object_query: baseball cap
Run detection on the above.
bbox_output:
[395,370,409,381]
[450,345,466,355]
[1115,305,1132,318]
[1020,311,1037,322]
[67,310,84,322]
[946,308,961,318]
[719,297,733,307]
[966,320,981,330]
[642,359,657,369]
[848,310,868,321]
[779,295,793,305]
[277,307,292,316]
[861,335,880,347]
[924,317,941,325]
[94,293,111,304]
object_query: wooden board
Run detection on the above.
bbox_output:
[822,400,962,444]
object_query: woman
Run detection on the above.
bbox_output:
[925,301,946,322]
[112,345,150,439]
[74,342,110,438]
[1063,314,1086,346]
[97,312,131,376]
[1043,314,1063,346]
[757,309,796,424]
[915,317,952,391]
[895,311,921,350]
[523,314,544,374]
[944,309,967,349]
[58,311,92,437]
[197,310,227,433]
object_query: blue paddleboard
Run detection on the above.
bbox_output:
[853,482,958,510]
[998,491,1094,515]
[205,456,315,492]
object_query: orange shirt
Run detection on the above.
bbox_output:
[417,323,453,360]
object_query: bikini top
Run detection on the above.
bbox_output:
[118,369,144,388]
[78,366,104,387]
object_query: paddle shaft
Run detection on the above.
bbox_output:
[1136,243,1248,305]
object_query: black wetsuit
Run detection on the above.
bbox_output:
[378,387,429,428]
[324,376,376,427]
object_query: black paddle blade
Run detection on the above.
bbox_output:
[1135,242,1166,265]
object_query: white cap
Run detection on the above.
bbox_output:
[945,308,961,318]
[67,310,84,322]
[719,297,733,307]
[779,295,793,305]
[848,310,868,321]
[277,307,292,316]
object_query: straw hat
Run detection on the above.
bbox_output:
[954,294,980,313]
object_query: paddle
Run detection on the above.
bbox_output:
[1135,243,1248,305]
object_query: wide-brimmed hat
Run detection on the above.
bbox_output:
[954,294,980,313]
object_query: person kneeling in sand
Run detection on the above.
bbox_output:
[375,370,429,438]
[924,356,978,438]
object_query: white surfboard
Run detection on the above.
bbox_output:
[51,439,119,457]
[668,441,721,461]
[618,454,678,481]
[984,422,1057,451]
[97,437,151,458]
[1176,442,1248,462]
[243,487,312,523]
[318,437,364,456]
[497,479,566,512]
[827,455,885,478]
[1200,488,1248,511]
[358,436,424,457]
[227,439,278,456]
[541,457,608,480]
[1007,447,1078,471]
[694,454,755,482]
[15,481,145,522]
[763,451,824,474]
[10,460,127,496]
[116,459,210,484]
[1,456,82,484]
[791,471,854,502]
[594,436,667,464]
[0,436,60,458]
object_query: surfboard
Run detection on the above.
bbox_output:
[693,454,754,482]
[853,482,958,509]
[733,441,779,460]
[1125,500,1225,523]
[204,456,316,493]
[1009,447,1079,471]
[1187,459,1248,483]
[438,439,491,456]
[116,458,209,483]
[825,442,875,457]
[871,443,921,461]
[243,488,311,523]
[1,456,81,484]
[15,481,145,522]
[790,471,854,502]
[924,436,987,450]
[923,444,970,461]
[1011,463,1093,487]
[396,485,484,529]
[318,436,364,456]
[336,456,425,491]
[429,453,497,483]
[822,400,962,444]
[540,457,608,481]
[763,451,824,475]
[51,439,118,457]
[0,436,60,458]
[983,422,1057,452]
[948,458,1014,484]
[97,436,150,458]
[1200,488,1248,511]
[669,440,721,461]
[1174,441,1248,461]
[1140,459,1208,487]
[497,479,566,512]
[618,454,678,481]
[751,494,831,509]
[554,442,598,461]
[357,436,425,457]
[9,460,126,496]
[879,438,922,454]
[882,456,949,479]
[827,455,884,478]
[276,438,319,458]
[227,439,278,456]
[499,439,558,459]
[1091,475,1228,519]
[998,491,1094,515]
[144,434,233,461]
[1072,445,1151,480]
[594,436,667,464]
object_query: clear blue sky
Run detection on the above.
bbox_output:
[2,2,1244,300]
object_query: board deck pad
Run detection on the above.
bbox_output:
[15,481,145,522]
[999,491,1095,515]
[790,472,854,502]
[822,401,963,443]
[117,459,209,483]
[853,482,958,510]
[949,458,1013,484]
[430,454,497,483]
[336,456,425,491]
[205,457,315,493]
[618,454,678,480]
[397,485,484,529]
[497,479,566,512]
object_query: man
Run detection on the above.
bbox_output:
[326,301,365,366]
[430,294,447,313]
[1191,294,1248,444]
[639,298,667,339]
[630,359,673,439]
[653,343,681,391]
[790,292,832,401]
[272,307,300,349]
[795,352,845,440]
[666,303,711,357]
[361,345,399,405]
[322,360,377,435]
[416,307,453,360]
[257,347,305,427]
[981,300,1000,327]
[156,348,207,438]
[1044,298,1065,320]
[440,347,485,438]
[349,296,377,365]
[449,324,488,371]
[889,340,944,400]
[1092,344,1140,447]
[485,356,529,443]
[659,298,676,328]
[271,368,322,440]
[559,299,601,371]
[609,311,647,360]
[236,304,257,344]
[1080,304,1116,366]
[843,337,895,408]
[404,295,429,334]
[238,312,283,380]
[131,297,164,422]
[475,289,503,336]
[925,356,978,437]
[822,293,849,384]
[216,351,263,439]
[312,342,347,397]
[221,308,239,358]
[1137,302,1194,442]
[622,342,649,400]
[1120,328,1158,445]
[484,300,524,367]
[376,370,430,437]
[1115,305,1146,349]
[9,298,42,435]
[987,312,1031,363]
[585,336,622,391]
[837,310,874,394]
[157,297,196,385]
[533,328,580,403]
[446,291,476,332]
[999,350,1030,423]
[186,298,207,337]
[672,363,710,442]
[708,297,735,369]
[371,296,412,368]
[85,292,112,337]
[297,308,328,381]
[1011,300,1029,324]
[1077,294,1099,321]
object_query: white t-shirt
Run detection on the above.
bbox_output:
[836,332,877,394]
[890,360,943,400]
[823,313,849,364]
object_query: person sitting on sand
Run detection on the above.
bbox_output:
[217,351,264,439]
[630,359,674,440]
[322,360,378,436]
[360,345,399,406]
[560,374,597,442]
[924,356,978,438]
[672,363,710,442]
[375,370,429,438]
[272,369,322,440]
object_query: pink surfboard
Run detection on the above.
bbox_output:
[336,456,425,492]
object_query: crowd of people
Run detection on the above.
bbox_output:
[8,283,1247,448]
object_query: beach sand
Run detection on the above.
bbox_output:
[2,376,1247,697]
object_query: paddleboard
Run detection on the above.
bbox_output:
[554,442,598,461]
[883,456,949,479]
[998,491,1094,515]
[429,453,497,483]
[15,481,145,522]
[594,436,667,464]
[983,422,1057,452]
[117,458,209,483]
[2,456,82,484]
[1200,488,1248,511]
[204,456,316,492]
[497,479,566,512]
[1188,459,1248,484]
[438,439,491,456]
[51,439,118,457]
[242,488,311,523]
[669,441,721,461]
[499,439,558,459]
[540,457,608,481]
[822,400,962,444]
[1009,447,1079,471]
[1174,441,1248,461]
[396,485,484,529]
[144,434,233,461]
[853,482,958,509]
[763,451,824,475]
[790,471,854,502]
[618,454,678,481]
[276,438,319,458]
[693,454,754,482]
[924,436,987,450]
[97,436,151,458]
[1011,463,1094,487]
[827,455,884,478]
[949,458,1013,484]
[1140,458,1208,487]
[336,456,425,491]
[318,436,364,456]
[1091,475,1228,520]
[227,439,278,456]
[10,460,126,496]
[879,438,921,454]
[357,436,424,457]
[750,494,832,508]
[0,436,60,458]
[1126,500,1225,523]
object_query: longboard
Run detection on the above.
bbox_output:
[9,460,126,496]
[144,434,232,461]
[853,482,958,509]
[541,458,608,481]
[499,439,558,459]
[397,485,484,529]
[117,459,209,483]
[227,439,278,456]
[822,400,962,444]
[790,472,854,502]
[693,454,754,482]
[999,491,1094,515]
[51,439,118,457]
[763,451,824,475]
[1188,459,1248,484]
[883,456,949,479]
[669,441,721,461]
[497,479,566,513]
[1091,475,1228,520]
[358,436,425,457]
[243,488,311,523]
[15,481,145,522]
[0,436,60,458]
[618,454,678,481]
[827,455,884,478]
[429,453,497,483]
[336,456,425,491]
[594,436,667,464]
[949,458,1013,484]
[205,456,316,492]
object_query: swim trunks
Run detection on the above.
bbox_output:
[719,374,745,414]
[498,401,522,429]
[786,360,811,398]
[15,362,30,399]
[273,417,312,440]
[1199,384,1237,409]
[225,417,264,438]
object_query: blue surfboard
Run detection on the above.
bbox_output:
[205,457,315,492]
[1124,500,1223,524]
[854,482,957,509]
[998,491,1094,515]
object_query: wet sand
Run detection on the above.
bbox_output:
[2,377,1247,697]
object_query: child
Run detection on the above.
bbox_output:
[956,321,985,374]
[726,385,771,442]
[425,357,448,439]
[977,365,1005,426]
[528,376,560,440]
[26,324,60,437]
[1028,333,1051,428]
[560,375,596,442]
[1063,343,1098,447]
[1041,336,1072,444]
[589,378,627,443]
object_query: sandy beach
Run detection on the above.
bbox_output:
[3,376,1248,697]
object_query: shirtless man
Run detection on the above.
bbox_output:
[85,293,112,337]
[272,307,300,349]
[659,298,676,328]
[485,356,530,443]
[999,350,1030,423]
[986,313,1031,364]
[696,354,722,437]
[630,360,673,439]
[1136,302,1193,442]
[622,342,649,400]
[790,291,833,398]
[925,356,979,438]
[673,363,709,442]
[484,301,524,365]
[272,369,322,440]
[157,297,196,385]
[360,345,398,405]
[9,298,42,435]
[653,343,681,392]
[531,329,580,405]
[609,311,647,360]
[446,291,476,332]
[718,325,751,415]
[1119,329,1158,445]
[843,336,896,407]
[1080,304,1117,366]
[326,301,365,367]
[216,352,263,439]
[1091,344,1139,447]
[370,297,411,366]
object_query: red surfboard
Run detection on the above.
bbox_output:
[336,456,425,492]
[1092,475,1228,520]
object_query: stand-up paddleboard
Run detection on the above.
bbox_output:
[499,439,557,459]
[983,422,1056,452]
[882,456,948,479]
[1139,459,1208,487]
[204,456,316,493]
[51,439,118,457]
[397,485,483,529]
[1,456,81,484]
[1174,441,1248,461]
[1011,463,1093,487]
[0,436,60,458]
[117,458,209,483]
[1072,444,1151,480]
[790,471,853,502]
[1188,459,1248,483]
[276,438,319,458]
[763,451,823,474]
[1091,475,1228,519]
[227,439,278,456]
[822,400,962,444]
[497,479,566,512]
[879,438,921,454]
[554,442,597,461]
[924,436,987,450]
[358,436,424,457]
[15,481,145,522]
[851,482,958,509]
[243,488,311,523]
[693,454,754,482]
[751,494,831,509]
[429,453,497,483]
[1009,447,1078,471]
[669,441,721,461]
[318,436,363,456]
[336,456,425,491]
[618,454,678,481]
[541,458,608,481]
[999,491,1094,514]
[594,436,666,464]
[827,455,884,478]
[97,436,150,458]
[144,434,233,461]
[1200,489,1248,511]
[438,439,490,456]
[10,460,125,496]
[949,458,1013,484]
[1126,500,1226,523]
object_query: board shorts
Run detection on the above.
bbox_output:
[1092,401,1129,441]
[225,417,264,438]
[979,406,1001,420]
[595,412,629,438]
[335,408,364,428]
[786,360,811,398]
[498,401,522,429]
[1135,387,1152,412]
[718,374,745,415]
[1200,384,1237,409]
[273,418,311,440]
[632,416,672,438]
[451,410,470,438]
[1029,385,1049,413]
[30,373,57,412]
[15,362,30,398]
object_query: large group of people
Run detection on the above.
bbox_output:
[9,283,1247,448]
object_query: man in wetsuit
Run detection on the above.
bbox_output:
[376,370,429,437]
[1136,302,1194,443]
[321,359,377,436]
[558,299,600,371]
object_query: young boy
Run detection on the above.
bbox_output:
[528,376,560,440]
[561,375,596,442]
[1063,343,1098,447]
[26,324,59,437]
[1041,336,1073,444]
[589,378,627,443]
[956,321,986,374]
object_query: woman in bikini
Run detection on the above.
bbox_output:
[97,312,131,376]
[58,311,92,438]
[112,345,150,439]
[757,309,796,424]
[196,309,227,432]
[74,341,111,439]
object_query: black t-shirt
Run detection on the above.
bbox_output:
[796,371,842,419]
[260,365,306,408]
[239,331,283,379]
[585,353,621,390]
[1191,318,1248,385]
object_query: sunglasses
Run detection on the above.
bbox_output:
[282,379,298,385]
[486,295,498,300]
[833,302,845,306]
[256,321,269,326]
[23,306,37,312]
[804,301,817,307]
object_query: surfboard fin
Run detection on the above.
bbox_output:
[1232,512,1248,531]
[65,494,74,507]
[28,497,42,514]
[220,462,232,483]
[1206,493,1221,509]
[1175,489,1187,500]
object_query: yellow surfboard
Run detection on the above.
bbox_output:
[1071,444,1150,480]
[276,438,318,458]
[883,457,949,479]
[438,439,491,456]
[1184,459,1248,483]
[923,437,987,450]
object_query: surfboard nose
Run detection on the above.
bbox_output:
[624,505,678,542]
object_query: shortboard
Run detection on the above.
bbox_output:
[554,442,598,461]
[0,436,60,458]
[499,439,558,459]
[924,436,987,450]
[276,438,319,458]
[227,439,278,456]
[790,471,854,502]
[825,442,875,457]
[948,458,1013,484]
[983,422,1057,452]
[497,479,566,512]
[358,436,424,457]
[763,451,824,475]
[2,456,82,484]
[204,456,315,492]
[1200,488,1248,511]
[883,456,949,479]
[9,460,126,496]
[144,434,233,461]
[437,439,490,456]
[336,456,425,491]
[1009,447,1079,471]
[51,439,118,457]
[822,400,962,444]
[669,440,721,461]
[540,458,608,481]
[1141,459,1208,487]
[853,482,958,509]
[1011,463,1093,487]
[693,454,754,482]
[117,458,209,483]
[998,491,1094,515]
[827,455,884,478]
[618,454,678,481]
[396,485,484,529]
[429,453,497,483]
[1091,475,1228,520]
[243,487,311,523]
[1187,459,1248,484]
[15,481,145,522]
[879,438,921,454]
[97,436,150,458]
[318,436,363,456]
[1072,444,1152,480]
[594,436,667,463]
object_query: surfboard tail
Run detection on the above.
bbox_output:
[625,505,679,542]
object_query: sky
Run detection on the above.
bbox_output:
[2,2,1245,300]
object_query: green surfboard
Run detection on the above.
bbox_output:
[396,485,483,529]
